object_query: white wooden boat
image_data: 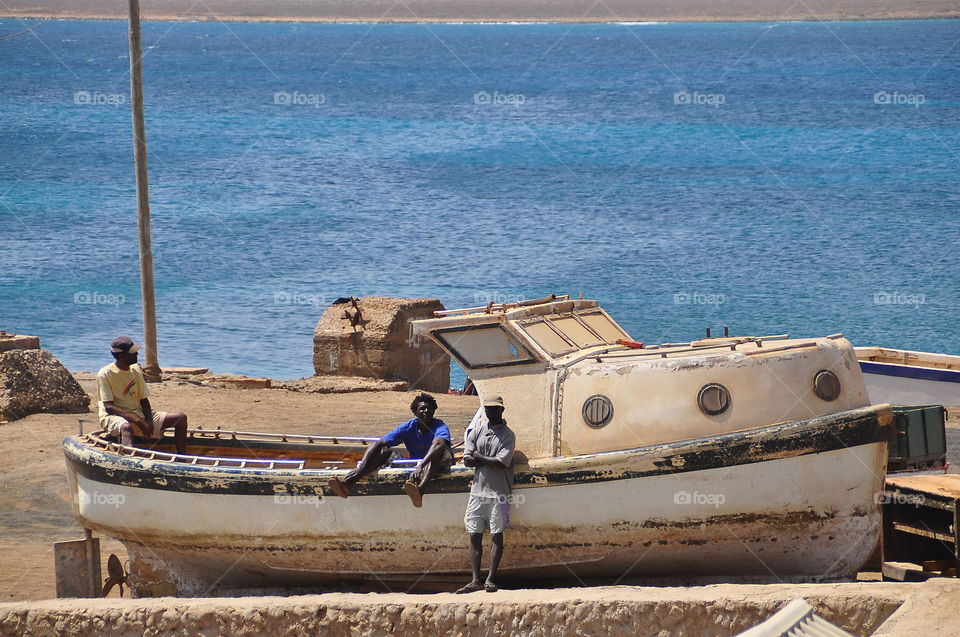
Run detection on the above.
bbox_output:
[855,346,960,406]
[64,295,892,595]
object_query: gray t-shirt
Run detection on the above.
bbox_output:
[463,410,516,499]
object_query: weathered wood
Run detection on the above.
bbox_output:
[54,537,101,598]
[882,561,930,582]
[127,0,160,383]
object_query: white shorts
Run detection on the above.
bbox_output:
[101,411,168,439]
[464,495,510,535]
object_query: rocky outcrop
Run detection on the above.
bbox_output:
[313,297,449,394]
[0,349,90,422]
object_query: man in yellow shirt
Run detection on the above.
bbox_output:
[97,336,188,455]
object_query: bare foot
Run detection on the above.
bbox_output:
[403,481,422,508]
[455,581,483,594]
[484,580,498,592]
[328,477,350,499]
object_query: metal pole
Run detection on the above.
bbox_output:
[127,0,160,382]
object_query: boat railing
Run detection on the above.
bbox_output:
[183,428,380,446]
[83,433,309,469]
[434,294,570,317]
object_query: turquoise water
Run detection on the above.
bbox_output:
[0,19,958,384]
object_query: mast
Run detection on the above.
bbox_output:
[127,0,160,381]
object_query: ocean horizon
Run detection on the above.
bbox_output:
[1,19,957,386]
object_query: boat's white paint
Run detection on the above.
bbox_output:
[559,339,868,455]
[68,441,885,591]
[862,368,960,406]
[856,346,960,406]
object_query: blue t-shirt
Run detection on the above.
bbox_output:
[382,418,451,459]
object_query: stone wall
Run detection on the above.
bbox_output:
[0,583,923,637]
[313,297,449,393]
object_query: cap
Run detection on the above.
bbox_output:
[482,395,504,408]
[110,336,141,354]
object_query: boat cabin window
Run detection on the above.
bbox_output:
[519,310,630,357]
[432,324,537,369]
[521,320,574,357]
[576,310,629,343]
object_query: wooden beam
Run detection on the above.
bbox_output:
[127,0,160,382]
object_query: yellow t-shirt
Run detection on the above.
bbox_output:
[96,362,149,422]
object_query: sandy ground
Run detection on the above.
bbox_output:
[1,374,957,602]
[1,0,959,22]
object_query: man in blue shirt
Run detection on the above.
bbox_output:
[328,392,453,507]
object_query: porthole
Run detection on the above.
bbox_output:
[582,395,614,429]
[698,383,731,416]
[813,369,841,401]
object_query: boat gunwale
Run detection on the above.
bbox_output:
[63,403,892,497]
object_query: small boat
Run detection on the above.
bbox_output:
[855,346,960,406]
[64,295,892,595]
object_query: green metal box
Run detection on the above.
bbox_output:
[888,405,947,472]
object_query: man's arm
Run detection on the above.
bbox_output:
[462,415,479,467]
[468,453,508,468]
[141,398,153,433]
[472,431,516,468]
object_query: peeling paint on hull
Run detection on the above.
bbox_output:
[63,405,890,595]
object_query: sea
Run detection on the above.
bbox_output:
[1,19,958,387]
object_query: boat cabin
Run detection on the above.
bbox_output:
[412,295,872,459]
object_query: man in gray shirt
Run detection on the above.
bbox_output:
[455,395,516,594]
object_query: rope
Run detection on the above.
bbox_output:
[0,1,72,41]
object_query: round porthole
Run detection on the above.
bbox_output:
[813,369,841,401]
[698,383,731,416]
[582,395,614,429]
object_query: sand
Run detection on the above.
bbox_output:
[0,0,958,23]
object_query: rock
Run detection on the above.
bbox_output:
[0,349,90,422]
[313,297,450,393]
[205,375,272,389]
[276,376,407,394]
[162,367,210,376]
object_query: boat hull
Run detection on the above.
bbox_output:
[63,405,891,595]
[859,361,960,406]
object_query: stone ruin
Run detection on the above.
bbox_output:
[313,297,450,394]
[0,331,90,422]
